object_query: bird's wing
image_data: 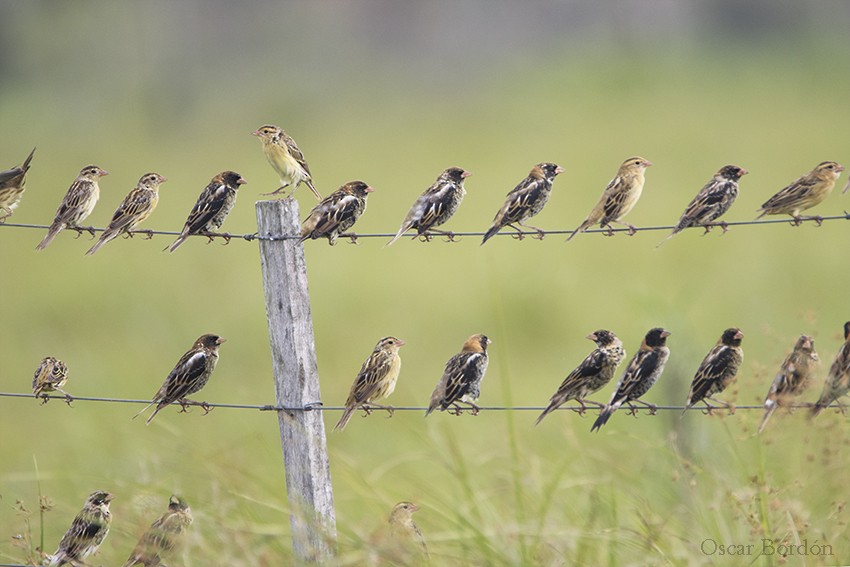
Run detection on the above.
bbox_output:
[312,194,361,234]
[182,183,229,234]
[158,350,209,402]
[441,352,483,404]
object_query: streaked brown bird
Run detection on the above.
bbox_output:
[134,334,226,424]
[335,336,406,431]
[301,180,373,245]
[657,165,747,247]
[123,495,193,567]
[32,356,71,403]
[592,328,671,432]
[86,172,166,255]
[426,334,491,416]
[36,165,108,251]
[387,167,470,245]
[568,156,652,240]
[49,491,113,567]
[759,334,819,433]
[757,161,844,224]
[0,147,35,222]
[536,330,625,424]
[167,171,246,252]
[811,322,850,418]
[252,124,322,199]
[684,328,744,413]
[481,162,563,244]
[368,502,428,565]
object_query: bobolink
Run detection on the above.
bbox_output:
[335,337,405,431]
[301,180,372,245]
[123,495,193,567]
[684,328,744,413]
[36,165,108,250]
[759,334,819,433]
[426,334,491,416]
[167,171,246,252]
[32,356,71,404]
[811,322,850,418]
[0,147,35,222]
[49,491,113,567]
[86,172,166,255]
[757,161,844,224]
[252,124,322,200]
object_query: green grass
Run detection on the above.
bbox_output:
[2,24,850,566]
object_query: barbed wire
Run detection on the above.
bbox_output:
[2,212,849,244]
[1,392,838,415]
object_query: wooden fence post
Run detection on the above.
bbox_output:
[255,199,336,563]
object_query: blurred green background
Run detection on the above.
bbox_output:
[2,2,850,565]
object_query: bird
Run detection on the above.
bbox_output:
[426,334,491,416]
[591,328,671,432]
[36,165,108,251]
[368,502,428,565]
[567,156,652,240]
[334,336,406,431]
[759,334,819,433]
[811,322,850,418]
[757,161,844,224]
[300,180,373,245]
[166,171,246,252]
[657,165,747,246]
[535,330,625,425]
[49,491,113,567]
[387,167,471,245]
[134,334,226,424]
[252,124,322,200]
[481,162,563,244]
[32,356,71,404]
[123,495,193,567]
[684,328,744,413]
[0,147,35,223]
[86,172,166,255]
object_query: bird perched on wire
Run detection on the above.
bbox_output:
[36,165,108,251]
[756,161,844,224]
[387,167,471,245]
[536,330,625,425]
[810,322,850,418]
[0,147,35,222]
[166,171,247,252]
[684,328,744,413]
[86,172,166,255]
[481,162,563,244]
[568,156,652,240]
[252,124,322,200]
[32,356,72,404]
[367,501,428,565]
[301,180,373,245]
[591,328,671,432]
[123,495,193,567]
[759,334,819,433]
[335,336,406,431]
[657,165,747,247]
[134,334,226,424]
[49,491,113,567]
[426,334,491,416]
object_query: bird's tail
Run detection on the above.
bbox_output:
[85,233,111,256]
[591,402,619,432]
[534,401,559,426]
[132,401,155,423]
[166,232,189,253]
[481,225,500,245]
[334,407,356,431]
[305,179,322,200]
[809,396,831,419]
[386,223,411,247]
[35,222,64,251]
[758,401,777,433]
[655,230,679,249]
[566,220,591,242]
[755,209,768,220]
[22,147,36,171]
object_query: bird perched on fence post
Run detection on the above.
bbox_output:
[335,337,406,431]
[426,334,491,416]
[759,334,819,433]
[387,166,470,245]
[0,147,35,222]
[657,165,747,247]
[134,334,226,424]
[252,124,322,200]
[536,330,625,424]
[49,491,113,567]
[123,495,194,567]
[301,180,373,245]
[568,156,652,240]
[32,356,72,404]
[591,328,671,432]
[86,172,167,255]
[481,162,563,244]
[166,171,247,252]
[684,328,744,414]
[36,165,108,250]
[810,322,850,418]
[756,161,844,225]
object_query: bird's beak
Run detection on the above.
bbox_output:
[159,175,168,182]
[585,333,598,342]
[396,338,407,346]
[735,330,744,340]
[251,130,261,137]
[643,160,653,167]
[739,169,749,176]
[364,186,374,193]
[216,337,227,345]
[555,166,565,174]
[461,171,472,178]
[100,170,109,176]
[238,177,248,185]
[836,164,846,172]
[661,330,671,338]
